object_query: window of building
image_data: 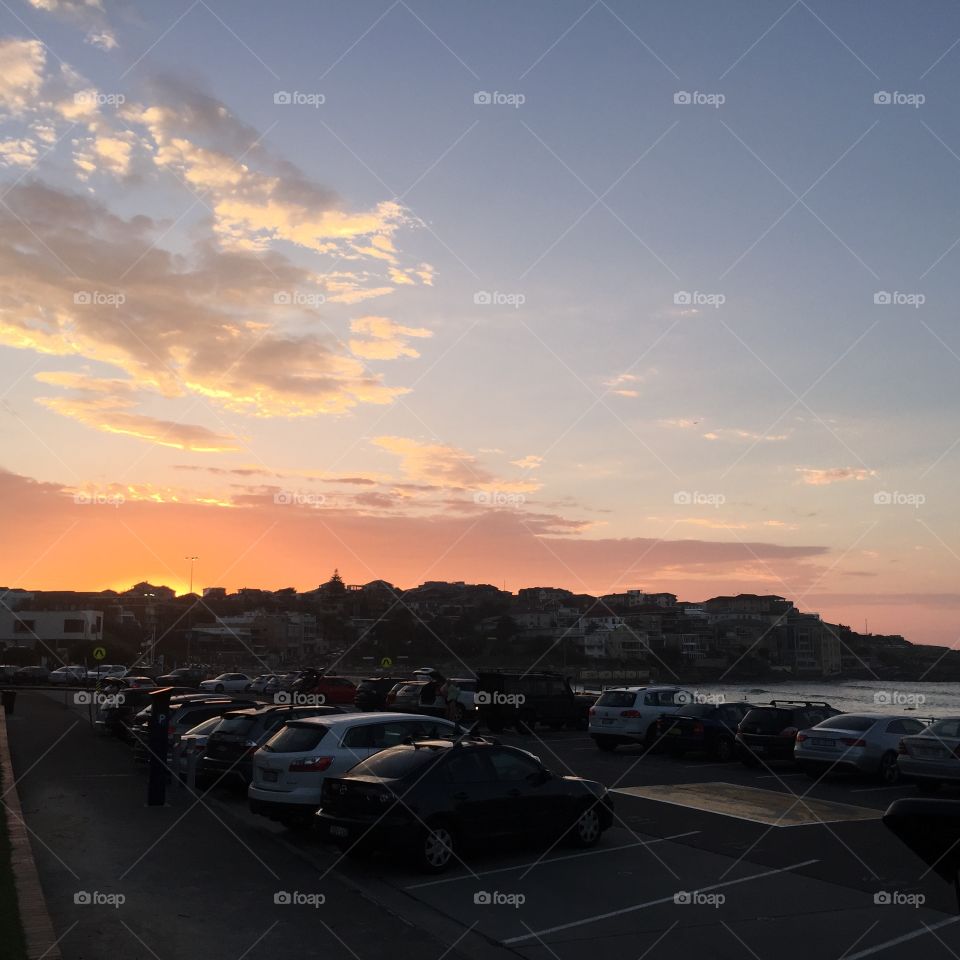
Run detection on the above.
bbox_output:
[63,619,86,633]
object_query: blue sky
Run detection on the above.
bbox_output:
[1,0,959,643]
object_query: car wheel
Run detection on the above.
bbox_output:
[879,751,900,786]
[594,736,617,753]
[568,805,602,848]
[215,684,224,693]
[416,821,456,873]
[916,779,942,795]
[715,737,735,763]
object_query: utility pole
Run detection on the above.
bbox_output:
[185,556,198,665]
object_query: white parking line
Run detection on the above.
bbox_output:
[501,858,818,944]
[405,831,701,890]
[842,915,960,958]
[683,762,734,769]
[756,773,806,779]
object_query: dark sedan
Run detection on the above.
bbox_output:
[316,739,614,872]
[658,702,755,761]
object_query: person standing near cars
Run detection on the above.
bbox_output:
[420,671,444,707]
[443,677,462,721]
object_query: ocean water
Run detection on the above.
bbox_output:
[681,679,960,717]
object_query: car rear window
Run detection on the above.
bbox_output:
[744,708,788,724]
[264,723,329,753]
[926,719,960,739]
[597,691,636,707]
[348,745,440,779]
[813,715,876,732]
[214,715,257,735]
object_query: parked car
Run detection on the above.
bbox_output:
[0,665,19,682]
[475,671,584,733]
[12,665,49,685]
[316,739,615,872]
[795,713,933,784]
[248,712,460,828]
[355,677,411,711]
[249,674,282,694]
[659,702,756,761]
[898,717,960,793]
[736,700,840,766]
[132,696,257,763]
[200,703,344,786]
[94,687,159,740]
[198,673,252,693]
[176,716,225,778]
[588,685,696,751]
[289,672,357,705]
[85,664,127,682]
[155,667,204,688]
[48,665,86,685]
[386,678,477,721]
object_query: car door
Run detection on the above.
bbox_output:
[440,750,501,839]
[486,747,558,836]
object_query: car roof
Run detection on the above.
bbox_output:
[286,711,452,728]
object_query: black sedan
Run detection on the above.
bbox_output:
[316,739,614,872]
[658,702,755,761]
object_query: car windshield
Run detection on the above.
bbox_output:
[813,716,877,732]
[348,745,441,779]
[597,691,637,707]
[183,716,223,737]
[264,723,329,753]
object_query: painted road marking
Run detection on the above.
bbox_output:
[843,915,960,958]
[612,782,882,826]
[503,858,818,944]
[406,831,701,889]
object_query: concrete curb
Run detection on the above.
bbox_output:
[0,708,63,960]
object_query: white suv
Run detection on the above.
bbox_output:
[247,711,459,827]
[589,685,695,752]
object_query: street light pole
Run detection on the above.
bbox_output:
[185,556,199,596]
[185,556,198,666]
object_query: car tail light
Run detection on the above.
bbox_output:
[289,756,334,773]
[386,693,396,704]
[620,710,641,718]
[588,707,597,716]
[692,722,704,736]
[796,733,808,743]
[841,738,867,748]
[779,727,798,738]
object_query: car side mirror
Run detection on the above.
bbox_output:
[883,799,960,911]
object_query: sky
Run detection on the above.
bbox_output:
[1,0,959,645]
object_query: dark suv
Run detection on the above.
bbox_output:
[355,677,410,711]
[201,704,343,785]
[132,696,256,763]
[475,671,583,733]
[736,700,840,766]
[316,739,614,872]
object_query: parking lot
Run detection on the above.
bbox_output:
[9,693,960,960]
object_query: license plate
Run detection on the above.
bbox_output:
[262,769,278,782]
[811,738,835,747]
[329,825,348,838]
[601,719,614,726]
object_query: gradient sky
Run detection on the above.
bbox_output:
[1,0,959,644]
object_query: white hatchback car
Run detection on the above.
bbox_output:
[198,673,252,693]
[589,685,695,751]
[248,711,459,826]
[48,665,87,684]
